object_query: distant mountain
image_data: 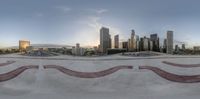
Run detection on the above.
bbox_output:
[1,44,73,49]
[30,44,72,48]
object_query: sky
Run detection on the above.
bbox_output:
[0,0,200,48]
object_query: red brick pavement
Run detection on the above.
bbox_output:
[162,61,200,68]
[139,66,200,83]
[0,65,39,82]
[43,65,133,78]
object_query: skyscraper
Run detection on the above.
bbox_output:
[128,30,136,51]
[150,34,160,52]
[143,36,149,51]
[139,38,144,51]
[136,35,140,51]
[163,39,167,53]
[114,35,119,48]
[100,27,111,53]
[163,39,167,49]
[122,41,128,51]
[167,31,174,54]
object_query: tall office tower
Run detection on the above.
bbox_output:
[136,35,140,51]
[167,31,174,54]
[139,38,144,51]
[143,36,149,51]
[128,39,131,50]
[19,40,30,52]
[150,34,160,52]
[114,35,119,48]
[128,30,136,51]
[100,27,111,53]
[163,39,167,53]
[122,41,128,51]
[163,39,167,48]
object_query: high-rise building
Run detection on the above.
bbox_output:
[150,34,160,52]
[100,27,111,53]
[128,30,136,51]
[136,35,140,51]
[163,39,167,49]
[143,36,149,51]
[163,39,167,53]
[139,38,144,51]
[128,39,131,51]
[167,31,174,54]
[114,35,119,48]
[122,41,128,51]
[19,40,30,52]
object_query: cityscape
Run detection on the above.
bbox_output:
[1,0,200,99]
[1,27,200,56]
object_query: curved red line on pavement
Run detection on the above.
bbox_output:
[0,61,16,67]
[139,66,200,83]
[43,65,133,78]
[0,65,39,82]
[162,61,200,68]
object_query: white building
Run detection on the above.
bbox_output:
[80,48,86,56]
[72,43,86,56]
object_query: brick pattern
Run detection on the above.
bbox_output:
[162,61,200,68]
[0,65,39,82]
[139,66,200,83]
[0,61,16,67]
[44,65,133,78]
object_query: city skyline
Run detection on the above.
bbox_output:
[0,0,200,48]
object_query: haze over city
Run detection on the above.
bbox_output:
[0,0,200,48]
[2,1,200,99]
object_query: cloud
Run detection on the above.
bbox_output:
[88,8,108,14]
[74,15,123,47]
[96,9,108,14]
[55,6,71,13]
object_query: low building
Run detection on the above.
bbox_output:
[107,48,127,55]
[194,46,200,51]
[71,43,86,56]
